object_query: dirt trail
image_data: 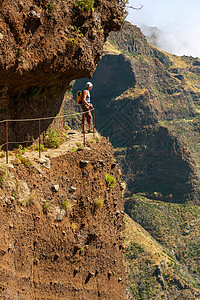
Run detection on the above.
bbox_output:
[0,130,100,166]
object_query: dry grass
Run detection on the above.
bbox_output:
[103,41,121,55]
[94,197,104,209]
[125,214,171,265]
[115,85,147,101]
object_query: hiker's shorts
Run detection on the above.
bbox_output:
[81,104,92,125]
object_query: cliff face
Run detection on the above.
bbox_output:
[74,22,200,204]
[0,136,126,299]
[0,0,125,144]
[72,22,200,297]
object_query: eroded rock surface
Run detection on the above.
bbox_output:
[0,136,126,299]
[0,0,125,144]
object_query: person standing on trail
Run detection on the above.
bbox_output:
[81,82,93,133]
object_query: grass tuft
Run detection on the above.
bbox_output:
[105,174,116,188]
[62,200,73,215]
[75,0,94,11]
[94,197,104,209]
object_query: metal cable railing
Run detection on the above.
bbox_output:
[0,108,94,123]
[0,108,95,164]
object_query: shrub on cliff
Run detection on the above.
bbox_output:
[44,129,64,149]
[105,174,116,188]
[75,0,94,11]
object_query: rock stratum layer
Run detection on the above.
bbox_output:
[0,136,126,299]
[0,0,124,144]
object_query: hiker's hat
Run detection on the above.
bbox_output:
[86,82,93,88]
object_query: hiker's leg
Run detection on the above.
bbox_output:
[82,123,85,132]
[81,104,87,132]
[86,111,92,130]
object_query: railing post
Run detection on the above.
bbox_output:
[83,131,86,147]
[6,121,8,164]
[93,108,95,136]
[39,119,41,158]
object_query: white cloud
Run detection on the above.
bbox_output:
[126,0,200,57]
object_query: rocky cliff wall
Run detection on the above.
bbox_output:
[71,22,200,296]
[73,22,200,203]
[0,0,125,144]
[0,136,126,299]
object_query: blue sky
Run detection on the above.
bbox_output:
[126,0,200,57]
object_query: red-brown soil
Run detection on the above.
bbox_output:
[0,135,126,299]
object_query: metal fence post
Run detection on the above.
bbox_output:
[39,119,41,158]
[93,108,95,136]
[0,109,95,160]
[83,131,86,147]
[6,121,8,164]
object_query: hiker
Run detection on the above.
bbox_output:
[81,82,93,133]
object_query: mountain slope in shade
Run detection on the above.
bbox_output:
[71,21,200,298]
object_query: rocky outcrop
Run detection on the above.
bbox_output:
[0,0,125,144]
[0,136,126,299]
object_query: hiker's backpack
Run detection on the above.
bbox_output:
[76,91,83,105]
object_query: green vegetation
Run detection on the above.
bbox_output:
[68,25,84,37]
[105,21,200,296]
[48,2,55,13]
[86,139,93,147]
[43,200,50,213]
[71,222,77,231]
[94,197,104,209]
[125,214,199,298]
[105,174,116,188]
[62,200,73,215]
[125,194,200,286]
[125,241,156,299]
[79,247,84,253]
[0,151,5,158]
[18,50,24,64]
[67,38,77,44]
[69,147,78,152]
[44,129,64,149]
[126,242,144,260]
[160,116,200,176]
[75,142,84,150]
[19,156,32,167]
[14,148,32,167]
[75,0,94,11]
[18,49,23,57]
[64,124,71,131]
[34,143,47,152]
[86,135,100,146]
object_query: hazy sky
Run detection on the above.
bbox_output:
[127,0,200,57]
